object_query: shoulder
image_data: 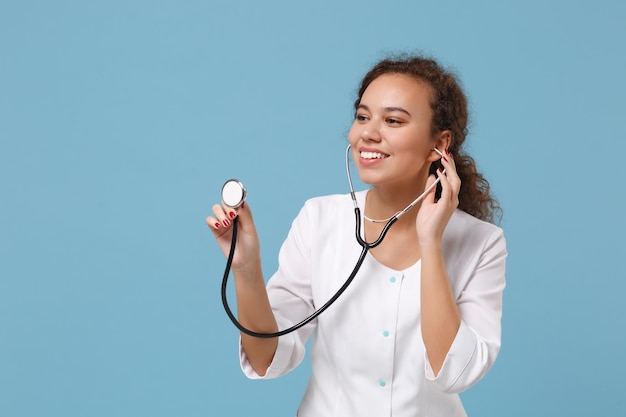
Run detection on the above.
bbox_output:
[299,192,360,220]
[447,210,504,239]
[302,192,357,208]
[443,210,507,288]
[287,192,362,240]
[444,210,506,260]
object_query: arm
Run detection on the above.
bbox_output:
[419,241,461,376]
[417,151,506,391]
[206,202,278,376]
[426,227,506,392]
[208,200,318,379]
[416,149,462,376]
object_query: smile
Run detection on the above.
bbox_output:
[360,151,389,160]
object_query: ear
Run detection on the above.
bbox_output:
[429,130,452,161]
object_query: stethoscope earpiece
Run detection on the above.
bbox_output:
[432,148,444,158]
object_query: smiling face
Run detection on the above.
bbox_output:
[348,73,444,190]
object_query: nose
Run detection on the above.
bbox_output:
[360,126,381,142]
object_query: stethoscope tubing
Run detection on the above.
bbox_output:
[221,144,441,338]
[221,211,380,338]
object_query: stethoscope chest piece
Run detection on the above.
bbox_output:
[222,179,247,208]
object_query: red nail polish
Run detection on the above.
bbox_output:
[222,219,230,227]
[214,222,221,229]
[442,156,449,163]
[229,211,236,219]
[445,148,450,155]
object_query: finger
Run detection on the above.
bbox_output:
[230,201,259,238]
[220,203,239,223]
[228,198,257,220]
[206,215,223,231]
[445,152,460,183]
[437,168,460,209]
[436,168,449,197]
[217,200,258,242]
[423,174,437,205]
[437,167,457,205]
[212,203,234,229]
[439,153,461,195]
[439,151,457,174]
[445,148,456,167]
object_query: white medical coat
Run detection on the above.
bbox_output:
[240,191,507,417]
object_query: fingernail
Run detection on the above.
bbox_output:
[214,222,221,229]
[222,219,230,227]
[229,211,236,219]
[442,156,449,163]
[445,148,450,155]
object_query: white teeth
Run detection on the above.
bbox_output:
[361,151,388,160]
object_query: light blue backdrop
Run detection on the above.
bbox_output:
[1,1,624,416]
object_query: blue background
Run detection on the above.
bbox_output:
[1,0,624,416]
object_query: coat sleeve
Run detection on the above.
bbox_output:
[240,202,317,379]
[424,225,507,393]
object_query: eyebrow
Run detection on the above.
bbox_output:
[357,104,411,117]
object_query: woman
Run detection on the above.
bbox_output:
[207,54,507,416]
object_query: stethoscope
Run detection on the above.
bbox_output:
[220,145,446,338]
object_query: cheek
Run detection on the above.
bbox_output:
[347,123,360,144]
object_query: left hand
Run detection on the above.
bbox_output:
[416,150,461,247]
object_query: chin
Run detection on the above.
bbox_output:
[357,173,382,186]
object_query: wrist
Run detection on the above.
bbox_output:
[232,254,262,274]
[418,239,442,255]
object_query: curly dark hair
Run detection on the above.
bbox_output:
[354,54,502,223]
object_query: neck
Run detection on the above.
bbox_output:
[365,176,429,226]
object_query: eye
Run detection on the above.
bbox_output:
[355,113,369,122]
[386,118,403,125]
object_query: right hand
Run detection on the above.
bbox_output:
[206,202,261,271]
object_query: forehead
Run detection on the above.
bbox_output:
[362,73,433,107]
